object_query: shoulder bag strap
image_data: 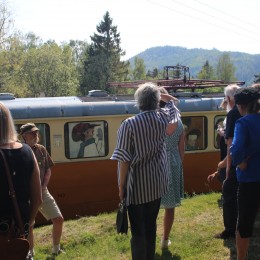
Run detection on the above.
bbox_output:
[0,149,25,236]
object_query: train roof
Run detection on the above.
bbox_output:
[0,95,224,120]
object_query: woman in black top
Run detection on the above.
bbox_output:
[0,102,42,237]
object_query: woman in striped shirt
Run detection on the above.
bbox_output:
[111,83,180,260]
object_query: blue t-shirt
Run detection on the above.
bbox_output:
[231,113,260,182]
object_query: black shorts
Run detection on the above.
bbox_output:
[237,182,260,238]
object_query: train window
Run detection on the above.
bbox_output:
[15,123,51,154]
[64,120,108,159]
[214,116,226,149]
[182,116,207,151]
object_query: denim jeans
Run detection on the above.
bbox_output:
[127,198,161,260]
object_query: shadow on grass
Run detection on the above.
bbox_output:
[217,195,223,208]
[155,249,181,259]
[224,213,260,260]
[223,237,236,260]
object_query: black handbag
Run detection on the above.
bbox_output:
[0,150,30,260]
[116,199,128,234]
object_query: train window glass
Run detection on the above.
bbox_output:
[214,116,226,149]
[64,121,108,159]
[15,123,51,154]
[182,116,207,151]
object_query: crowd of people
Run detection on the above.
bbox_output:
[0,104,64,259]
[112,82,259,260]
[207,84,260,260]
[0,81,259,260]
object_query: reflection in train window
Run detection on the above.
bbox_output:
[64,121,108,159]
[214,116,226,149]
[15,123,51,155]
[182,116,207,151]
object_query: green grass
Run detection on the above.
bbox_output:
[33,193,260,259]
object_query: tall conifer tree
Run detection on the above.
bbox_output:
[197,60,215,79]
[81,12,129,93]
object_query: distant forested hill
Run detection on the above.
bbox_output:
[129,46,260,85]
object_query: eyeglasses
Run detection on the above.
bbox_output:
[27,130,39,136]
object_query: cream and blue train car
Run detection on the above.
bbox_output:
[1,94,226,223]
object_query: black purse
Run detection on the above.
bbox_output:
[116,199,128,234]
[0,149,30,260]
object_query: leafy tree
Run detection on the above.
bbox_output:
[197,60,215,79]
[152,68,159,78]
[68,39,89,65]
[132,57,146,80]
[23,42,78,97]
[146,68,160,79]
[216,53,236,82]
[146,69,153,78]
[0,34,29,96]
[23,32,43,50]
[81,12,129,94]
[0,1,13,47]
[68,40,89,95]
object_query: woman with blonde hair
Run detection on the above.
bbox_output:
[0,102,42,259]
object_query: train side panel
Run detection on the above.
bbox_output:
[1,96,225,223]
[183,152,221,194]
[49,160,118,218]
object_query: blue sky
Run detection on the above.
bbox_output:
[11,0,260,59]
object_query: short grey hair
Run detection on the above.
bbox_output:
[134,83,160,111]
[224,84,240,100]
[0,102,17,145]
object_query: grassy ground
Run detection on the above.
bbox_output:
[33,193,260,260]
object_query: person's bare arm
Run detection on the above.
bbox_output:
[207,171,219,182]
[226,137,233,179]
[237,160,248,171]
[160,93,178,103]
[218,156,227,169]
[29,154,42,226]
[42,168,51,190]
[119,161,130,201]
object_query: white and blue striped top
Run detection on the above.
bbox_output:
[111,101,179,205]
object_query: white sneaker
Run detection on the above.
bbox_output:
[161,239,172,249]
[26,252,34,260]
[52,249,65,256]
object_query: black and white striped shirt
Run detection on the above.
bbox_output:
[111,101,179,205]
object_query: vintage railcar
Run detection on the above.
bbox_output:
[1,93,226,223]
